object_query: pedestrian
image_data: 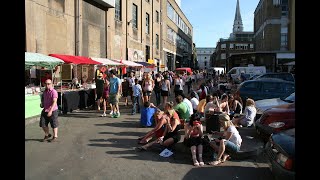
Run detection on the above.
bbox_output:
[39,79,59,142]
[127,72,135,103]
[122,77,129,106]
[95,73,105,111]
[142,73,154,103]
[132,78,143,115]
[109,69,122,118]
[161,74,171,110]
[100,80,110,117]
[154,73,162,106]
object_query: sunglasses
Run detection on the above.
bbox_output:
[45,83,52,85]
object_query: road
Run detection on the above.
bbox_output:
[25,82,274,180]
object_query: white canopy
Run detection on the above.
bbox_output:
[112,59,143,67]
[91,57,123,66]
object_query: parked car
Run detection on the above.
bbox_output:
[255,92,295,116]
[265,128,295,180]
[255,103,295,141]
[254,72,295,82]
[249,74,261,80]
[235,78,295,106]
[175,67,193,75]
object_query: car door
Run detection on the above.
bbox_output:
[239,81,262,101]
[261,82,284,99]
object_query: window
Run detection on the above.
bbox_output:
[230,44,234,49]
[242,82,259,91]
[250,44,254,49]
[156,34,159,49]
[115,0,121,21]
[146,13,150,34]
[281,33,288,49]
[156,10,159,23]
[221,53,226,59]
[263,82,283,93]
[221,44,226,49]
[132,4,138,28]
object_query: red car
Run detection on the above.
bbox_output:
[255,103,295,141]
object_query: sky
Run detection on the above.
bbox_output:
[180,0,260,48]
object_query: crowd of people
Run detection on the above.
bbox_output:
[39,68,257,166]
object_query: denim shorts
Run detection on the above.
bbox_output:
[224,140,240,153]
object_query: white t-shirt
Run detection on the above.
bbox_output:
[225,125,242,148]
[183,98,193,115]
[244,106,257,127]
[204,101,218,118]
[190,97,199,110]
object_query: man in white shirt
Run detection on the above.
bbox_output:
[181,94,193,115]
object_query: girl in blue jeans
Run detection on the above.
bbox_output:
[209,113,242,166]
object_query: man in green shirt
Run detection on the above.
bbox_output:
[174,95,190,137]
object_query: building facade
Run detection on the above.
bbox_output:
[254,0,294,52]
[161,0,193,71]
[252,0,295,72]
[196,48,215,70]
[25,0,193,72]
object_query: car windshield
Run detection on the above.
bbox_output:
[281,93,295,103]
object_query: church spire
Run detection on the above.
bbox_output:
[233,0,243,33]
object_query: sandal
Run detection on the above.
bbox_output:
[42,134,52,142]
[199,161,205,166]
[193,160,200,166]
[221,154,231,163]
[208,159,222,166]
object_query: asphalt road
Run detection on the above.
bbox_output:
[25,81,274,180]
[25,109,274,180]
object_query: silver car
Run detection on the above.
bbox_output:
[255,92,295,115]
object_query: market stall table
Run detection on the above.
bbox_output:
[57,88,95,114]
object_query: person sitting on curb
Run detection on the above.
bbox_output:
[140,101,158,128]
[138,110,166,144]
[208,114,242,166]
[232,98,256,127]
[136,110,181,151]
[184,114,204,166]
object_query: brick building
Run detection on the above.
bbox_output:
[25,0,193,72]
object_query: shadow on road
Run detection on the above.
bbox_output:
[98,131,146,137]
[182,166,274,180]
[25,139,43,142]
[94,122,141,128]
[88,138,138,149]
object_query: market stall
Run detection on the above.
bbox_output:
[48,54,102,114]
[111,59,144,78]
[25,52,64,118]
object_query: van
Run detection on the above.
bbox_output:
[175,67,193,75]
[227,66,266,81]
[207,67,225,77]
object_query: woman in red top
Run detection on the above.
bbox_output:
[184,114,204,166]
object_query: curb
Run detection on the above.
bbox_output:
[25,115,40,126]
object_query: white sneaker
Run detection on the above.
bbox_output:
[109,111,114,115]
[101,113,107,117]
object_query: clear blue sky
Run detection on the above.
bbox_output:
[181,0,260,48]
